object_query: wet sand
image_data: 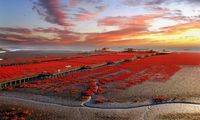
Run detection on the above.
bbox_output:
[1,95,200,120]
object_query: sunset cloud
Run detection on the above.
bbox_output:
[121,0,200,6]
[68,0,103,7]
[68,0,106,22]
[0,27,32,34]
[31,0,72,27]
[1,0,200,50]
[74,6,105,21]
[0,27,85,46]
[98,14,162,29]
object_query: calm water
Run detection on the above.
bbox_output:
[0,51,6,54]
[0,50,6,60]
[153,48,200,53]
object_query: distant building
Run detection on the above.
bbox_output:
[95,48,112,52]
[101,47,112,51]
[124,48,153,52]
[125,48,134,52]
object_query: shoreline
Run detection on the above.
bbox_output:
[2,91,200,110]
[1,95,200,120]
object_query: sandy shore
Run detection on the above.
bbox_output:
[1,96,200,120]
[1,66,200,119]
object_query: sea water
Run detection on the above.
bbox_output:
[0,50,6,60]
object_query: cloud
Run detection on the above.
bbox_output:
[157,20,200,35]
[166,9,200,22]
[68,0,106,21]
[33,27,73,34]
[0,33,49,46]
[121,0,166,6]
[85,13,200,47]
[74,6,105,21]
[84,27,149,46]
[105,39,150,46]
[0,27,32,34]
[0,27,85,46]
[121,0,198,6]
[68,0,103,7]
[31,0,73,27]
[1,20,200,48]
[0,26,141,47]
[98,14,162,29]
[120,0,200,24]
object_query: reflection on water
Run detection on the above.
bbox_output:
[0,51,6,61]
[0,51,6,54]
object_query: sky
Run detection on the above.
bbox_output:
[0,0,200,50]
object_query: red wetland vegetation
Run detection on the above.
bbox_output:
[1,51,200,119]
